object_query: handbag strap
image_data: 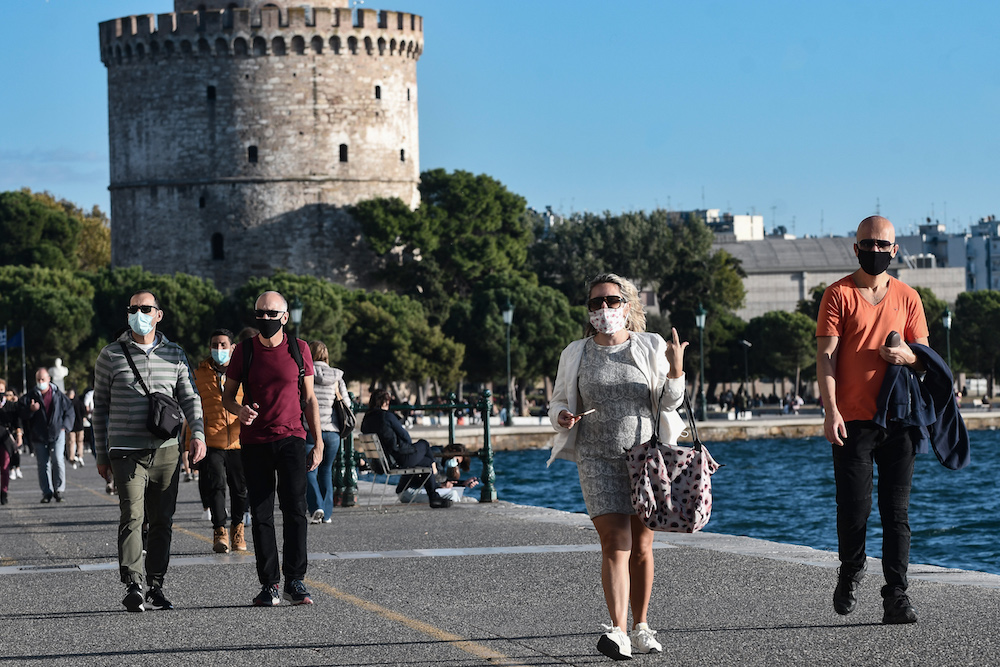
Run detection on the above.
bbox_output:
[119,342,151,397]
[681,391,703,452]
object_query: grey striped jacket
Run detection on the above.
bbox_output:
[93,331,204,465]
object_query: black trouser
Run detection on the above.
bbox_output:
[202,447,248,529]
[394,438,438,497]
[241,437,308,587]
[832,420,917,597]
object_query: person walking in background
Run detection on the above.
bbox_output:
[305,340,347,525]
[66,388,87,469]
[548,273,688,660]
[222,291,323,607]
[192,328,248,554]
[20,368,75,503]
[4,386,24,482]
[817,215,928,625]
[93,289,206,612]
[0,378,24,506]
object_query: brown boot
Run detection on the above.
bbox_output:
[231,522,247,552]
[213,526,230,554]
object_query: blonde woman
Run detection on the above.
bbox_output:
[306,340,348,524]
[548,273,688,660]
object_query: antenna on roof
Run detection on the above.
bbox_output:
[875,197,880,215]
[820,209,824,236]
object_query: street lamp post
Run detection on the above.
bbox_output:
[739,339,752,397]
[942,307,952,369]
[289,296,304,337]
[695,303,707,422]
[502,299,514,427]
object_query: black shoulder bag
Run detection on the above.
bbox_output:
[119,342,184,441]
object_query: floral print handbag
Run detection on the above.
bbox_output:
[626,391,721,532]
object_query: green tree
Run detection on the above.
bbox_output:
[953,290,1000,394]
[912,286,949,360]
[0,265,94,389]
[351,169,533,324]
[797,283,827,321]
[744,311,817,395]
[0,189,83,270]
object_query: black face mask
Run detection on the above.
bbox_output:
[857,249,893,276]
[255,317,283,339]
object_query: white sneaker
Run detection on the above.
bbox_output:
[597,624,632,661]
[15,467,22,479]
[310,509,324,524]
[630,623,662,654]
[71,460,78,470]
[77,457,86,468]
[202,508,212,521]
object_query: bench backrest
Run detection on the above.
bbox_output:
[355,433,390,475]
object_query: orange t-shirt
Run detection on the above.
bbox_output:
[816,275,928,422]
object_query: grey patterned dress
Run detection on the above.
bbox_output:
[575,337,655,518]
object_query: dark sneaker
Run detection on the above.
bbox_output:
[40,495,52,504]
[833,564,867,615]
[883,593,918,624]
[1,491,7,505]
[429,493,453,509]
[283,579,313,605]
[122,583,145,613]
[145,586,174,610]
[53,492,64,502]
[253,584,281,607]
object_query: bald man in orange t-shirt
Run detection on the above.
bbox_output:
[816,215,928,626]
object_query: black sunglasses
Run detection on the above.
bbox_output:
[126,305,159,314]
[254,309,286,319]
[858,238,895,251]
[587,295,627,311]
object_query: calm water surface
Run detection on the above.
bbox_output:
[493,430,1000,576]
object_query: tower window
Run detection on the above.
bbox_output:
[407,88,411,101]
[400,149,405,162]
[339,144,348,162]
[207,85,216,101]
[311,36,323,54]
[248,145,258,163]
[199,195,206,208]
[211,233,225,260]
[375,85,381,99]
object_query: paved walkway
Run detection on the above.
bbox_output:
[2,453,999,666]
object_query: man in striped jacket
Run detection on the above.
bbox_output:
[93,290,206,613]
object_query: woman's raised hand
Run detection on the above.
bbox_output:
[665,327,689,379]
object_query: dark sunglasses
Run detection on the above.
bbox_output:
[126,305,159,314]
[254,309,286,319]
[858,238,895,251]
[587,295,627,311]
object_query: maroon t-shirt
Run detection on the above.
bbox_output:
[226,334,314,445]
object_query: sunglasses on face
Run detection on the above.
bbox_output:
[858,238,895,251]
[254,309,286,319]
[126,305,159,314]
[587,295,627,311]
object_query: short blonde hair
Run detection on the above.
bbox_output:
[309,340,329,363]
[583,273,646,337]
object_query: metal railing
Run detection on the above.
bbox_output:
[332,390,498,507]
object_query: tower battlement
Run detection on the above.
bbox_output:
[99,5,423,66]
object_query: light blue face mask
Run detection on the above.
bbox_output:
[128,311,155,336]
[445,457,459,469]
[211,348,231,365]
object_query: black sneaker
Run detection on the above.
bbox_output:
[833,564,866,615]
[253,584,281,607]
[283,579,313,605]
[122,583,145,612]
[40,495,52,504]
[429,493,453,509]
[1,491,7,505]
[883,593,918,624]
[145,586,174,610]
[53,491,64,502]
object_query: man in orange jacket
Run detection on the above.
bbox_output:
[193,329,248,553]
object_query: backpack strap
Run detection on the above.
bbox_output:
[119,342,151,397]
[287,335,306,410]
[241,339,254,406]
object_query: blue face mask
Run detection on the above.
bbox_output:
[211,348,231,365]
[445,458,459,469]
[128,311,155,336]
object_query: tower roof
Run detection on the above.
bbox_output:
[175,1,349,10]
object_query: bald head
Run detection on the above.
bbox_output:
[255,291,288,311]
[856,216,896,244]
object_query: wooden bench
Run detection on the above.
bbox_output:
[354,433,434,509]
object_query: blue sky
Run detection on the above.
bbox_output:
[3,0,999,238]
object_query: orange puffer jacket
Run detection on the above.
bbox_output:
[194,358,242,450]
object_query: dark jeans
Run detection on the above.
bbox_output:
[241,437,308,587]
[394,438,438,497]
[833,420,917,596]
[202,447,248,529]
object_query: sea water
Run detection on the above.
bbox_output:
[492,429,1000,576]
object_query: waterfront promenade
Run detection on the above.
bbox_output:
[2,450,999,666]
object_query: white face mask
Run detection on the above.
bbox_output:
[128,311,155,336]
[37,381,50,393]
[589,306,628,336]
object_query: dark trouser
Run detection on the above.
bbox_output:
[202,447,248,529]
[241,437,308,587]
[394,438,438,497]
[833,420,917,597]
[110,445,181,588]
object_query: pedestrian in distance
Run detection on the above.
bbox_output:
[548,273,688,661]
[192,328,248,554]
[0,378,24,506]
[93,290,206,613]
[817,215,928,625]
[222,291,323,607]
[19,368,75,503]
[66,388,87,469]
[305,340,347,525]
